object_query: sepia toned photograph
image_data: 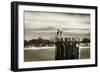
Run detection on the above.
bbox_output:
[11,2,97,71]
[24,11,90,62]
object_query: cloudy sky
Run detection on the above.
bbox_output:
[24,11,90,40]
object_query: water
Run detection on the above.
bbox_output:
[24,45,90,62]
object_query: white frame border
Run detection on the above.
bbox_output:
[18,5,96,69]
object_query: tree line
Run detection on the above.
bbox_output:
[24,37,54,47]
[24,37,90,47]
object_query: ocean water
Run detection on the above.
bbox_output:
[24,45,90,62]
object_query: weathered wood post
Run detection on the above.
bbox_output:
[55,38,65,60]
[55,37,61,60]
[60,38,65,60]
[65,38,70,59]
[55,29,80,60]
[55,29,65,60]
[64,37,80,59]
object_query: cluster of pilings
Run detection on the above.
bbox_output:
[55,36,80,60]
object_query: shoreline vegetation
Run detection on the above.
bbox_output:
[24,37,90,48]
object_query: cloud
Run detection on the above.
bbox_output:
[24,11,90,30]
[24,11,90,40]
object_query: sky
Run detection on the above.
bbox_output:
[24,11,90,40]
